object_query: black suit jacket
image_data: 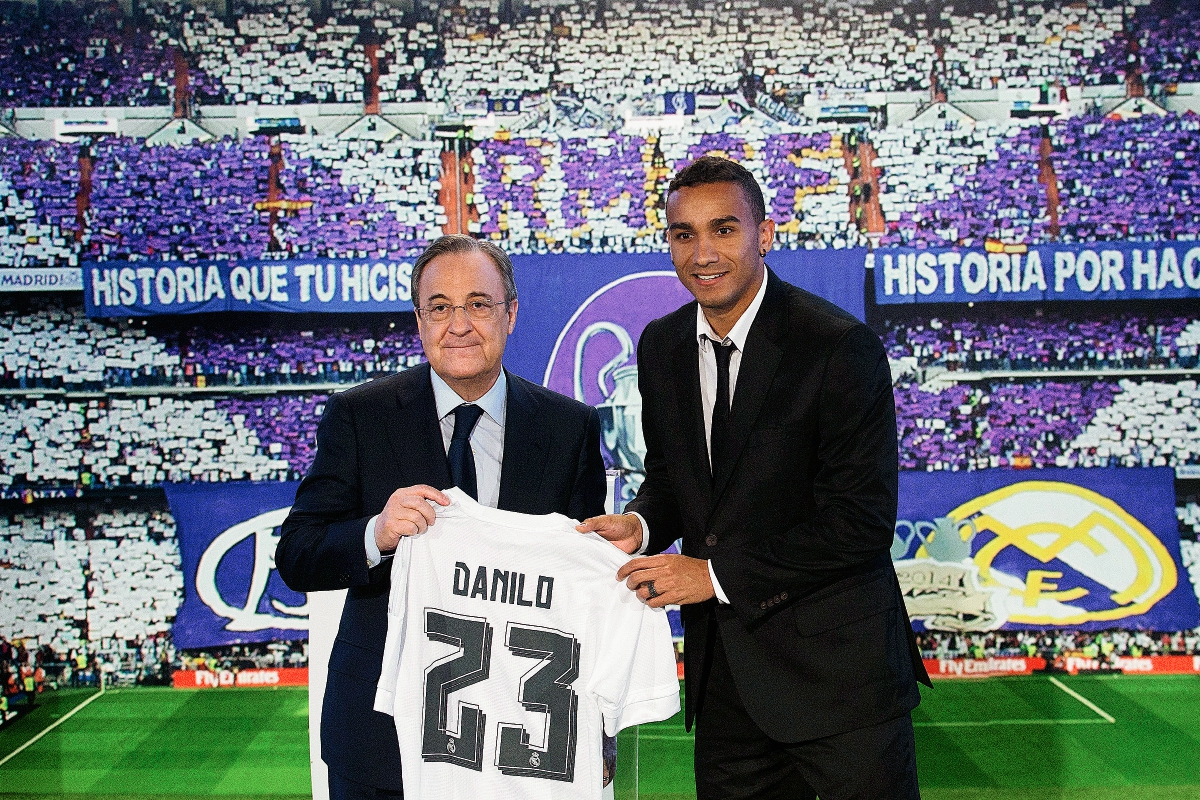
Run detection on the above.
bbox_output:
[276,363,607,790]
[627,269,930,744]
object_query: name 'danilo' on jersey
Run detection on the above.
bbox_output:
[453,562,555,609]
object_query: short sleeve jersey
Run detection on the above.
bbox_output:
[374,488,680,799]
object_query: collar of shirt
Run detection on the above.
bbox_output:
[430,367,508,430]
[694,269,768,351]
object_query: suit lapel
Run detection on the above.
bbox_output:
[669,323,713,509]
[386,363,453,489]
[498,371,547,512]
[710,272,786,506]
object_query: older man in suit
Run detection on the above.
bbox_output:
[579,157,930,800]
[277,234,607,800]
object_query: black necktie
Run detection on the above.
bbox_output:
[709,338,736,483]
[448,404,485,500]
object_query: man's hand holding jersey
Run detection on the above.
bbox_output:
[374,485,451,553]
[578,513,716,607]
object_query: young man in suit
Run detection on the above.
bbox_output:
[277,234,607,800]
[579,157,930,800]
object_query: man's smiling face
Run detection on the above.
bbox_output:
[665,181,774,336]
[416,249,517,400]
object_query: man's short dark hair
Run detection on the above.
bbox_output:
[412,234,517,307]
[667,156,767,225]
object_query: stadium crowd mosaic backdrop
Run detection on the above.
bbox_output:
[1,0,1199,704]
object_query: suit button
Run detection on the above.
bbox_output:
[780,592,788,601]
[705,534,718,547]
[767,599,775,607]
[759,602,768,610]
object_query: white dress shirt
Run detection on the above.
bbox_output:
[365,369,508,566]
[630,272,769,604]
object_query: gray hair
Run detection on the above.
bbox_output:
[412,235,517,307]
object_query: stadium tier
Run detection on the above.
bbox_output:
[471,126,857,253]
[0,135,444,265]
[884,311,1200,371]
[2,112,1197,264]
[0,506,179,654]
[2,0,1198,112]
[0,0,182,107]
[876,112,1200,248]
[0,299,424,390]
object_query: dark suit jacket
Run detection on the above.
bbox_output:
[276,363,607,790]
[627,269,931,744]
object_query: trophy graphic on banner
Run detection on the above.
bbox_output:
[573,322,645,503]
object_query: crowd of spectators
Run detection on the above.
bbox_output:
[0,299,424,391]
[1083,0,1200,88]
[915,627,1200,660]
[883,310,1199,373]
[3,110,1194,266]
[0,506,179,655]
[430,0,1133,107]
[893,374,1200,472]
[876,111,1200,248]
[0,136,79,269]
[3,0,1199,115]
[158,0,442,105]
[0,134,444,267]
[892,378,1123,471]
[1180,501,1200,538]
[0,0,183,107]
[470,123,857,254]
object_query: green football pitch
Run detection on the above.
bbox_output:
[2,675,1199,799]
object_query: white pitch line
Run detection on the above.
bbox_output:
[0,684,107,769]
[1049,676,1116,723]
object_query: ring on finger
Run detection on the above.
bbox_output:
[646,580,660,599]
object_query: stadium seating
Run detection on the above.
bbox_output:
[0,0,1176,113]
[876,112,1200,248]
[471,124,857,253]
[883,311,1199,371]
[85,508,181,643]
[0,300,174,390]
[149,0,441,105]
[1069,378,1200,468]
[0,137,79,269]
[1180,501,1200,539]
[0,0,179,107]
[0,506,176,654]
[0,395,292,486]
[892,378,1124,471]
[0,135,444,265]
[0,299,424,390]
[0,510,87,653]
[1083,0,1200,87]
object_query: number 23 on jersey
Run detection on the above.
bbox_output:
[422,609,581,782]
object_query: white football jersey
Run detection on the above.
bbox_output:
[374,488,680,799]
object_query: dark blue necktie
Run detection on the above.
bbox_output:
[448,404,485,500]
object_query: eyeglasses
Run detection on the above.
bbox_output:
[417,298,510,323]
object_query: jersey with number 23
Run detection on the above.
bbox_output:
[374,487,680,799]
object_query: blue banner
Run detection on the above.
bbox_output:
[84,258,417,317]
[505,248,865,384]
[82,249,864,320]
[165,481,307,648]
[873,241,1200,305]
[893,467,1199,632]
